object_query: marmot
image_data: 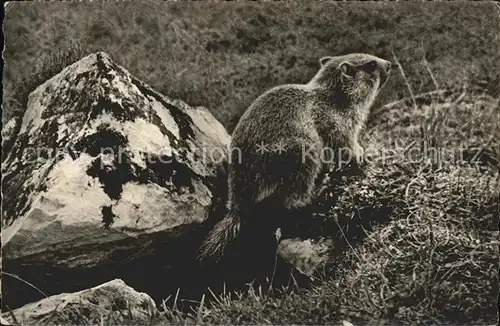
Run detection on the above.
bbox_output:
[199,53,391,260]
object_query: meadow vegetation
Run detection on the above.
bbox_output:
[3,2,500,128]
[2,1,499,325]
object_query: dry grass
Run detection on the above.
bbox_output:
[3,2,500,130]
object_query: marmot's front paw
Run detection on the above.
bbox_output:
[315,174,332,198]
[352,143,365,165]
[345,144,367,177]
[349,161,366,177]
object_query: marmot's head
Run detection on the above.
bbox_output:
[310,53,392,109]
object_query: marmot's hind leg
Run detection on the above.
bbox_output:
[250,140,321,208]
[278,143,322,210]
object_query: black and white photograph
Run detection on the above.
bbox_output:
[1,1,499,325]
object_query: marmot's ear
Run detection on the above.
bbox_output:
[319,56,334,67]
[339,61,356,78]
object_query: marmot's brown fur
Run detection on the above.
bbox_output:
[199,53,391,260]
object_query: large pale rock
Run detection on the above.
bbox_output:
[1,279,158,325]
[1,52,229,267]
[1,52,230,309]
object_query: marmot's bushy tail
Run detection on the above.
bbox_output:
[199,208,241,261]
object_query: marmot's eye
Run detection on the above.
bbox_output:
[363,60,377,73]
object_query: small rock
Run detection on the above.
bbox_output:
[278,237,334,277]
[1,279,158,325]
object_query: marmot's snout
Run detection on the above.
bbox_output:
[378,59,392,87]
